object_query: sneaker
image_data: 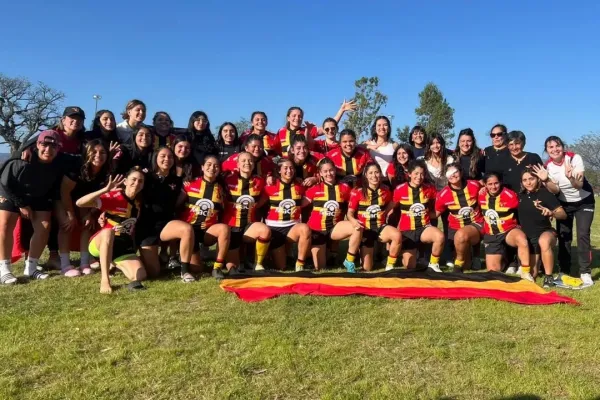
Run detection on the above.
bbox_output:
[1,272,18,285]
[452,266,464,273]
[181,272,196,283]
[520,271,534,282]
[79,265,93,275]
[343,259,356,273]
[90,261,100,270]
[295,265,304,272]
[505,266,517,275]
[581,273,594,288]
[543,275,555,289]
[25,269,49,280]
[471,258,482,271]
[212,268,225,280]
[168,257,181,270]
[516,266,522,276]
[428,263,442,273]
[445,261,454,270]
[255,264,265,272]
[61,266,81,278]
[385,265,394,271]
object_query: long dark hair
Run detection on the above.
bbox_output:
[370,116,392,142]
[152,111,174,135]
[289,134,309,165]
[455,128,482,179]
[80,139,111,183]
[151,146,176,176]
[216,122,240,149]
[89,109,116,134]
[187,111,212,135]
[424,133,449,176]
[391,143,415,186]
[171,135,194,182]
[285,106,304,130]
[408,125,428,148]
[361,162,382,199]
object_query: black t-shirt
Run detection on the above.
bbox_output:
[143,172,183,220]
[412,146,425,160]
[499,152,543,193]
[458,154,485,180]
[484,146,509,175]
[518,187,560,238]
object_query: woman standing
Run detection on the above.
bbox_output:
[277,107,320,158]
[187,111,218,167]
[313,118,340,155]
[172,135,195,183]
[116,99,146,143]
[484,124,509,175]
[152,111,176,149]
[454,128,485,181]
[364,116,397,178]
[424,133,454,191]
[216,122,241,163]
[544,136,595,287]
[387,144,415,188]
[118,126,154,173]
[240,112,281,157]
[326,129,372,185]
[408,126,428,159]
[499,130,544,193]
[86,110,120,144]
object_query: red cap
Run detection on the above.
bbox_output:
[37,130,61,146]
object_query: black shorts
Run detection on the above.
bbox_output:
[269,225,294,250]
[402,225,429,250]
[483,233,508,256]
[193,227,208,251]
[0,195,53,213]
[362,225,387,248]
[311,230,332,246]
[138,220,169,247]
[229,224,253,250]
[527,229,557,255]
[447,222,483,242]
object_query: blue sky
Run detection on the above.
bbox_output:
[2,0,598,152]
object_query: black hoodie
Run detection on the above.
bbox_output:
[190,130,218,166]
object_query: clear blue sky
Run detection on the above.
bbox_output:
[2,0,598,152]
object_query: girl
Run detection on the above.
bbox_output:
[86,110,119,144]
[118,126,154,173]
[76,168,148,294]
[424,133,454,191]
[223,152,272,271]
[222,134,275,178]
[454,128,485,181]
[408,126,428,159]
[478,173,532,281]
[0,131,63,284]
[288,135,319,187]
[326,129,372,185]
[518,168,567,287]
[364,116,397,178]
[313,118,340,155]
[387,144,415,187]
[116,99,146,143]
[137,147,195,282]
[277,106,320,158]
[179,155,231,280]
[152,111,176,149]
[187,111,218,167]
[484,124,509,175]
[544,135,595,287]
[262,158,311,271]
[172,135,195,183]
[435,164,484,272]
[216,122,241,163]
[240,112,281,157]
[304,158,363,271]
[392,160,444,272]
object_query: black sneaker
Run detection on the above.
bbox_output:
[212,268,225,280]
[543,275,554,289]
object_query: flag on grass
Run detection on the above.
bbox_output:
[220,269,577,305]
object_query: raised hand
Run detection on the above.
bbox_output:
[109,141,121,155]
[531,164,549,182]
[341,99,357,112]
[105,174,125,192]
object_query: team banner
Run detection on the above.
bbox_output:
[220,269,578,305]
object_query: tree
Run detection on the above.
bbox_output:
[415,82,455,145]
[344,77,388,141]
[569,132,600,192]
[233,117,251,135]
[395,125,411,143]
[0,74,65,152]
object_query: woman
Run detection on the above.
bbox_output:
[518,168,567,287]
[137,147,195,282]
[277,107,320,157]
[172,135,195,183]
[288,135,319,187]
[152,111,176,149]
[347,162,401,272]
[408,125,428,159]
[56,139,112,277]
[364,116,397,178]
[262,158,311,271]
[313,118,340,155]
[454,128,485,181]
[484,124,509,175]
[0,131,63,284]
[76,168,147,294]
[544,136,595,287]
[116,99,146,143]
[86,110,120,144]
[387,144,415,188]
[478,172,532,281]
[435,164,484,272]
[179,155,231,280]
[500,130,544,193]
[326,129,372,185]
[223,152,272,271]
[187,111,218,167]
[424,133,454,191]
[240,111,281,157]
[304,158,362,271]
[118,126,154,173]
[222,134,275,178]
[216,122,241,163]
[392,160,444,271]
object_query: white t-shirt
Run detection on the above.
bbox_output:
[116,121,137,143]
[546,152,591,203]
[426,155,455,191]
[367,141,395,177]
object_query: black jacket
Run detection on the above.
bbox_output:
[190,131,218,166]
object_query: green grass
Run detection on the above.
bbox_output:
[2,217,600,399]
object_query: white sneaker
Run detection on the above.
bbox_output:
[385,265,394,271]
[520,272,534,282]
[505,267,517,275]
[255,265,265,271]
[471,258,482,271]
[581,273,594,288]
[428,263,442,273]
[295,265,304,272]
[516,266,522,275]
[446,262,454,270]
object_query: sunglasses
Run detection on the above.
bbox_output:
[490,133,504,138]
[324,127,337,133]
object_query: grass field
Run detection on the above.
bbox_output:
[1,216,600,400]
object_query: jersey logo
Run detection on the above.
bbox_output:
[458,207,474,218]
[485,209,500,225]
[277,199,296,214]
[193,199,215,217]
[321,200,340,217]
[409,203,426,217]
[365,205,381,217]
[116,218,136,235]
[236,195,255,210]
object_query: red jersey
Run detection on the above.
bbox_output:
[221,153,275,177]
[348,186,392,231]
[56,129,82,155]
[95,191,141,238]
[292,157,318,180]
[386,163,408,186]
[278,126,320,158]
[478,187,519,235]
[223,173,265,228]
[305,182,351,232]
[180,178,225,229]
[326,147,372,178]
[313,139,339,154]
[435,180,484,230]
[264,179,305,227]
[393,183,437,231]
[154,133,176,150]
[240,130,282,157]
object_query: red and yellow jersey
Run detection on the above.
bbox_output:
[393,183,437,231]
[223,173,265,228]
[326,147,373,178]
[313,139,339,155]
[435,180,484,230]
[292,157,319,180]
[96,191,141,237]
[386,163,408,185]
[305,182,351,232]
[221,153,275,177]
[277,126,320,158]
[478,187,519,235]
[154,134,176,150]
[348,186,392,231]
[264,179,305,227]
[240,130,282,157]
[179,177,225,229]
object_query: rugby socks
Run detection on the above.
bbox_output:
[386,254,397,268]
[180,262,190,275]
[295,259,305,270]
[429,255,440,265]
[0,259,11,276]
[255,237,269,267]
[80,251,90,266]
[345,252,356,264]
[454,259,465,269]
[214,259,224,270]
[59,253,71,269]
[521,266,531,275]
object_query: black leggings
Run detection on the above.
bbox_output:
[557,197,595,275]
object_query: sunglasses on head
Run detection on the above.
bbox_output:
[490,133,504,138]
